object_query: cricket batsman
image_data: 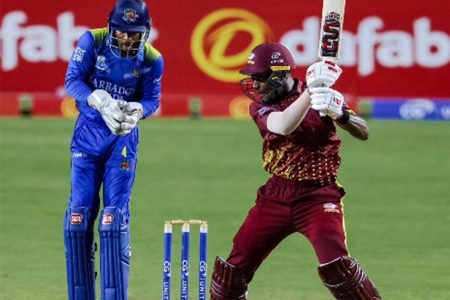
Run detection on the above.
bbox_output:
[63,0,163,299]
[210,42,381,299]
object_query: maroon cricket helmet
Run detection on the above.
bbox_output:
[240,42,296,76]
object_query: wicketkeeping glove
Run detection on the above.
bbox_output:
[310,87,344,120]
[306,60,342,88]
[87,89,127,134]
[118,102,144,135]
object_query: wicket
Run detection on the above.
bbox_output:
[162,220,208,300]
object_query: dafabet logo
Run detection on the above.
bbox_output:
[190,8,273,83]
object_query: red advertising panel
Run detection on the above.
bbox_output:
[1,0,449,116]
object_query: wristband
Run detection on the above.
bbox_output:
[337,110,350,124]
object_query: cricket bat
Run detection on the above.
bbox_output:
[317,0,346,116]
[318,0,346,61]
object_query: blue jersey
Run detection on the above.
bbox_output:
[65,28,163,122]
[63,3,162,299]
[65,27,164,220]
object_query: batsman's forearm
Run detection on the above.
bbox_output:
[267,90,312,135]
[338,115,369,140]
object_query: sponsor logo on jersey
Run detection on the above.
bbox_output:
[132,69,140,78]
[91,78,136,99]
[95,55,107,71]
[121,159,131,171]
[72,152,86,158]
[153,75,162,84]
[70,213,83,225]
[102,213,115,225]
[72,47,85,62]
[258,106,268,116]
[122,9,139,24]
[323,203,340,213]
[124,69,141,79]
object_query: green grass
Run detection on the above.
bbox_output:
[1,118,449,299]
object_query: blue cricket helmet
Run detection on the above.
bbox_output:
[108,0,152,58]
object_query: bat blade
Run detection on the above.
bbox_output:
[319,0,346,61]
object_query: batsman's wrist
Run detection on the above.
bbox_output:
[337,110,350,124]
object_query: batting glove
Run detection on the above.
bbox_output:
[310,87,344,120]
[87,89,127,134]
[306,60,342,88]
[118,102,144,135]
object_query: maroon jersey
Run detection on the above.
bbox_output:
[250,80,346,186]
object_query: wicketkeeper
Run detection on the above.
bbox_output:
[210,42,382,299]
[63,1,163,299]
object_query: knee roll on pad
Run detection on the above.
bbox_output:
[318,256,382,300]
[99,207,130,300]
[210,256,248,300]
[64,207,96,300]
